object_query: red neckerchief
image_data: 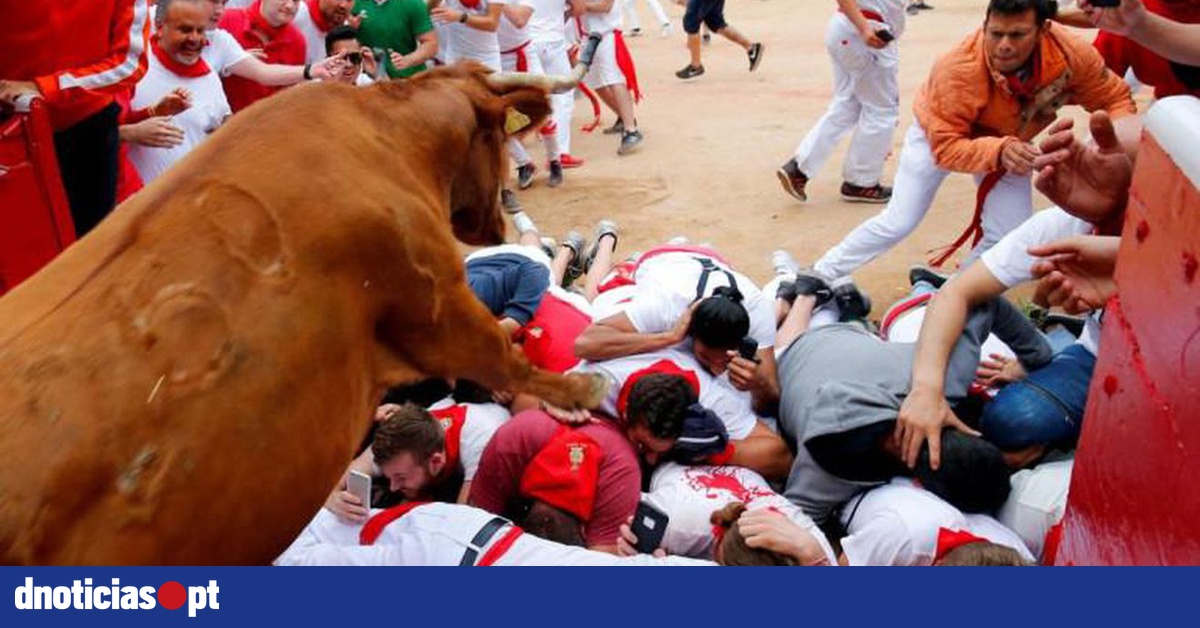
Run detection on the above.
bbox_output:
[933,527,989,562]
[429,404,467,480]
[151,35,212,78]
[359,501,429,545]
[248,0,288,44]
[305,0,332,32]
[1005,48,1042,104]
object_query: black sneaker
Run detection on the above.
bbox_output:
[776,271,834,308]
[517,163,536,190]
[618,129,643,155]
[548,160,564,187]
[776,158,809,202]
[675,64,705,79]
[748,43,764,72]
[602,119,625,135]
[841,182,892,203]
[908,265,949,289]
[831,277,872,322]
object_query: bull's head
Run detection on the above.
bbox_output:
[446,34,603,246]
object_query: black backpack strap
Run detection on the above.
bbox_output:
[693,257,739,302]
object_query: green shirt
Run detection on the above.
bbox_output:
[353,0,434,79]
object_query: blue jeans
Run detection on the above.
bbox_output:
[980,343,1096,451]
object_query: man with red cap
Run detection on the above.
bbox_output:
[469,373,697,553]
[573,347,793,482]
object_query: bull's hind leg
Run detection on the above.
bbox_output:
[381,282,608,409]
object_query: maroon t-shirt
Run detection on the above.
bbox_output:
[469,410,641,548]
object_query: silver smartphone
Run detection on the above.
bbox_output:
[347,470,373,509]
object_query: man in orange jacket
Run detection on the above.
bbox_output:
[804,0,1138,282]
[0,1,152,237]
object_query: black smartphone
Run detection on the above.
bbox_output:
[738,337,760,362]
[1088,0,1120,6]
[876,29,895,43]
[345,51,363,66]
[631,501,669,554]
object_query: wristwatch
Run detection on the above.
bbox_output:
[458,11,469,23]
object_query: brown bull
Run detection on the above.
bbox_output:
[0,63,607,565]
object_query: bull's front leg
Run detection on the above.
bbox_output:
[379,281,608,409]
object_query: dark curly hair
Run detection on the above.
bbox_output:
[625,373,697,439]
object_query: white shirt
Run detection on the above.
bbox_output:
[625,251,777,350]
[275,503,715,565]
[204,28,252,77]
[427,397,510,482]
[441,0,505,69]
[293,1,333,64]
[524,0,569,43]
[645,463,838,563]
[584,0,622,34]
[851,0,907,39]
[127,51,232,184]
[839,478,1035,566]
[497,12,529,52]
[998,458,1073,560]
[574,348,758,440]
[979,206,1103,355]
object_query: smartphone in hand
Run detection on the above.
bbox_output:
[738,337,760,362]
[631,501,670,554]
[876,29,895,43]
[347,470,373,510]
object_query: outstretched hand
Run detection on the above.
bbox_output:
[1032,112,1132,224]
[1078,0,1149,36]
[1029,235,1121,314]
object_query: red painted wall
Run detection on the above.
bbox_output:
[1055,129,1200,565]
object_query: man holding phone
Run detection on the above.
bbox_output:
[325,25,378,84]
[777,0,906,205]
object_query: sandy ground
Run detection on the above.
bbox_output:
[509,0,1133,312]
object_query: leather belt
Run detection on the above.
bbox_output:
[459,516,511,566]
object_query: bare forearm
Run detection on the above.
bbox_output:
[233,57,305,86]
[574,325,679,361]
[910,291,972,394]
[729,436,793,483]
[1129,14,1200,65]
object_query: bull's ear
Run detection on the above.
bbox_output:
[500,87,552,137]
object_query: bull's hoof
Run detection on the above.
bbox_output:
[577,372,611,409]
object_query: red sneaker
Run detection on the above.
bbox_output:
[559,153,586,169]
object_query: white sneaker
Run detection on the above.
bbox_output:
[771,249,800,276]
[660,23,674,37]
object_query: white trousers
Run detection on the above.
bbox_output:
[813,122,1033,280]
[502,46,561,165]
[529,40,576,155]
[623,0,671,30]
[792,16,899,188]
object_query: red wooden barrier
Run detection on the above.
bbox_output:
[0,98,75,295]
[1056,96,1200,565]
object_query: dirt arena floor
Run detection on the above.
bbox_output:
[511,0,1145,312]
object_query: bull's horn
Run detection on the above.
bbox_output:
[485,32,603,94]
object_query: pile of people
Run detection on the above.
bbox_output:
[3,0,1196,566]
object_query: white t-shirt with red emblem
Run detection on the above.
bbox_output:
[645,462,838,563]
[573,348,758,439]
[839,478,1035,566]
